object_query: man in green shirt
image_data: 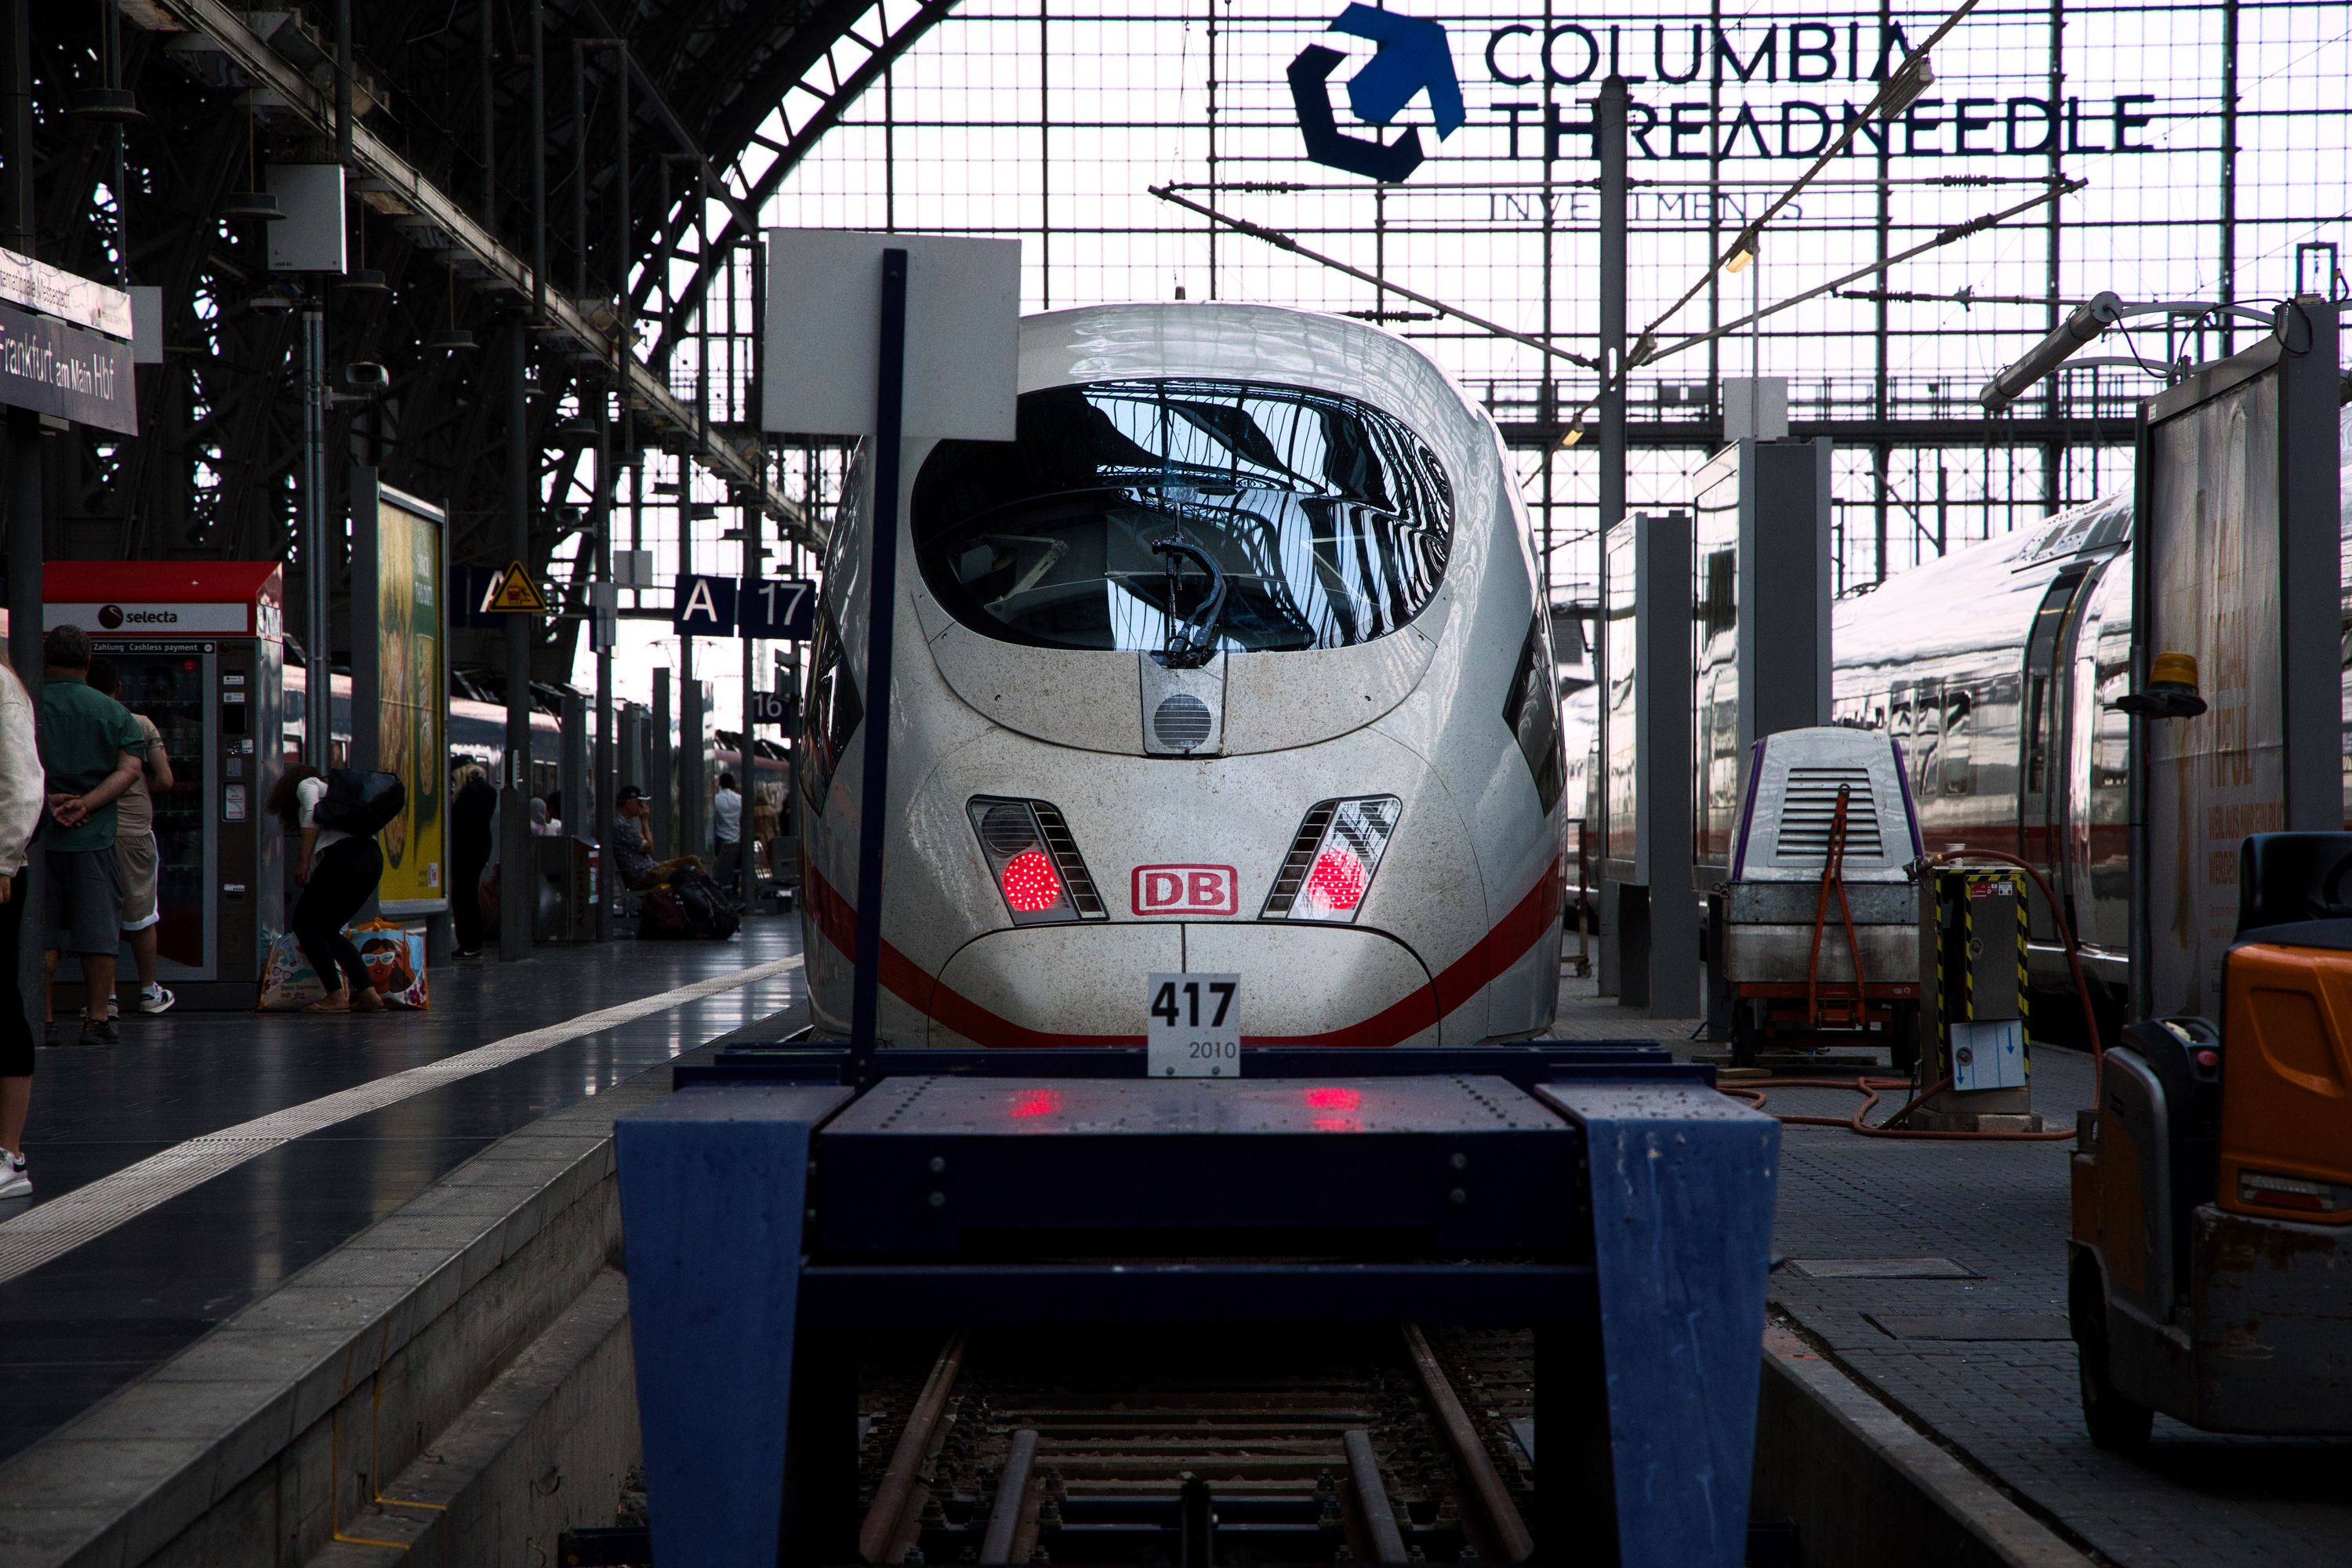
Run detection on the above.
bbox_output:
[35,626,147,1047]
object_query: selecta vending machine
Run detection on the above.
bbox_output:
[45,562,286,1007]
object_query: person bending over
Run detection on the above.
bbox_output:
[269,765,387,1014]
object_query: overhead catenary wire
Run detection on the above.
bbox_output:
[1148,185,1598,372]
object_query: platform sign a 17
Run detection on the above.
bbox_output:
[738,576,816,640]
[1147,972,1240,1077]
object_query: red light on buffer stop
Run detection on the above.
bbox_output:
[1010,1088,1063,1119]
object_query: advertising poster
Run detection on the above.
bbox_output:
[375,488,448,913]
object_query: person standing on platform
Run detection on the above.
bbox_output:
[529,797,562,837]
[712,771,743,892]
[449,760,495,958]
[0,644,45,1200]
[751,788,780,889]
[87,659,175,1017]
[268,764,388,1014]
[34,626,147,1049]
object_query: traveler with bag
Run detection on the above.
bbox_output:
[448,760,495,957]
[268,764,400,1015]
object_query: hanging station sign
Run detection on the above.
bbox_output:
[0,246,136,436]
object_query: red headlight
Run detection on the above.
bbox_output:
[1000,848,1064,913]
[1304,848,1367,913]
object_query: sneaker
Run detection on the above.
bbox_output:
[79,1016,120,1047]
[135,985,175,1015]
[107,996,119,1020]
[0,1152,28,1201]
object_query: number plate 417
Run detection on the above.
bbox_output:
[1147,972,1240,1078]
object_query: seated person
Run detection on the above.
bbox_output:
[612,786,703,891]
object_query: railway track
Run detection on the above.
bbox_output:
[854,1324,1538,1564]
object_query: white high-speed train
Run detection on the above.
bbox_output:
[795,303,1569,1046]
[1826,407,2352,1015]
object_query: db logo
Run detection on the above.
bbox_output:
[1132,865,1239,916]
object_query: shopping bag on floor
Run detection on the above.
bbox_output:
[256,929,327,1011]
[350,918,430,1010]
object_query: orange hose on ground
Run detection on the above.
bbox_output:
[1719,848,2105,1142]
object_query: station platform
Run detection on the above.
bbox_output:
[1556,978,2352,1568]
[2,942,2345,1566]
[0,920,809,1465]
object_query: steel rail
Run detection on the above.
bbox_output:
[978,1427,1041,1563]
[1342,1428,1410,1563]
[138,0,809,538]
[1401,1324,1534,1563]
[860,1330,970,1563]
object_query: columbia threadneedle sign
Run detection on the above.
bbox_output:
[1295,7,2165,180]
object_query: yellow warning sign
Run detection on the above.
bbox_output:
[483,560,548,614]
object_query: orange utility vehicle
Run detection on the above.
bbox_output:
[2069,832,2352,1448]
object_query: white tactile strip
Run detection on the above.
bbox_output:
[0,954,804,1286]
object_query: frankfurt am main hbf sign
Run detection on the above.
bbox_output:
[1290,8,2166,182]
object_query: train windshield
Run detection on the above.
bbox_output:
[913,379,1454,654]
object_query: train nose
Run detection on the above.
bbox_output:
[925,921,1439,1047]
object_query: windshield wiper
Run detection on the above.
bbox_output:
[1152,538,1228,669]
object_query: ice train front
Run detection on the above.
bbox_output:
[797,303,1566,1046]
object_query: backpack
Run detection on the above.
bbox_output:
[673,873,740,941]
[637,887,690,940]
[313,768,406,837]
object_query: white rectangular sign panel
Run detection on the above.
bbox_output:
[760,229,1019,441]
[1146,971,1241,1078]
[0,246,132,339]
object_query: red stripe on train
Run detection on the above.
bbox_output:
[800,858,1563,1049]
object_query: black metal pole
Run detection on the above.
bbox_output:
[572,43,588,299]
[593,397,615,941]
[335,0,353,168]
[848,249,909,1055]
[1593,74,1626,1004]
[529,0,546,322]
[479,0,495,217]
[2,0,40,699]
[501,321,534,960]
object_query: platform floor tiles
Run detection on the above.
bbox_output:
[1558,974,2352,1568]
[0,918,810,1464]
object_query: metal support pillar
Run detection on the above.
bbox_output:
[4,1,42,1032]
[593,405,615,939]
[301,298,331,768]
[1593,74,1627,999]
[559,689,586,842]
[848,249,911,1054]
[652,667,673,857]
[529,0,546,322]
[681,673,705,860]
[1636,513,1698,1018]
[500,322,534,961]
[741,487,760,909]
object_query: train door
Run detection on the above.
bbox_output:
[2016,564,2092,929]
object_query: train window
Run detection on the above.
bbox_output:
[2021,566,2089,797]
[913,379,1454,654]
[797,604,861,815]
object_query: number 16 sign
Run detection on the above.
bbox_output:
[1147,972,1241,1077]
